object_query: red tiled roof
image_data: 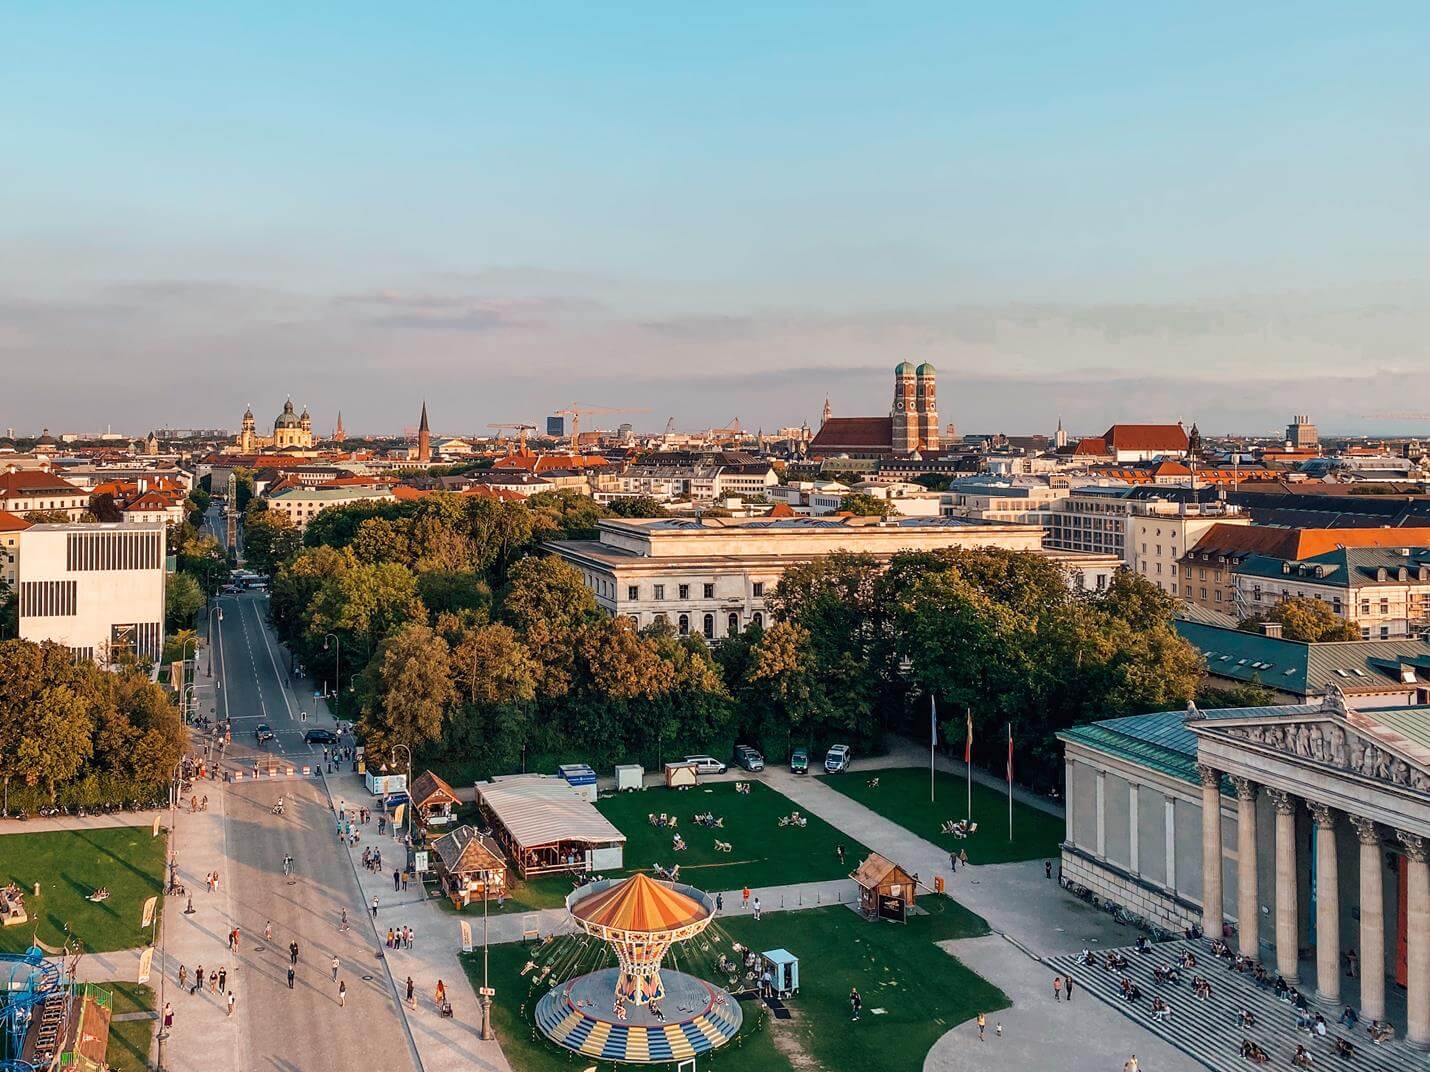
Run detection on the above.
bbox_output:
[0,509,32,533]
[808,417,894,453]
[1189,523,1430,562]
[1071,437,1110,455]
[767,502,796,517]
[1102,424,1189,452]
[0,470,84,496]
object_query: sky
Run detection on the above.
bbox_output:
[3,3,1429,438]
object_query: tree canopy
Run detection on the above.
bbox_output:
[1238,596,1360,642]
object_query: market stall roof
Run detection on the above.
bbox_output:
[432,825,505,874]
[410,769,461,809]
[850,852,914,890]
[572,873,707,933]
[477,775,627,848]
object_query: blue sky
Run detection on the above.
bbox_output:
[4,4,1428,436]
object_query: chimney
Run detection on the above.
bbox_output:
[1260,621,1283,639]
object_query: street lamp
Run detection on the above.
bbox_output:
[479,865,494,1040]
[323,633,340,699]
[206,606,223,678]
[182,683,212,724]
[156,756,185,1072]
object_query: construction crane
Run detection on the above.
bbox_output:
[553,403,651,446]
[487,422,537,453]
[663,416,676,437]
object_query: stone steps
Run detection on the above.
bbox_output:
[1047,939,1423,1072]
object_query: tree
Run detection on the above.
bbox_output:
[0,640,97,803]
[243,509,301,576]
[746,621,832,750]
[606,496,669,518]
[357,622,455,758]
[165,573,205,631]
[232,468,255,512]
[88,493,123,522]
[1239,596,1360,642]
[527,489,611,540]
[838,492,894,517]
[451,623,538,707]
[176,532,231,596]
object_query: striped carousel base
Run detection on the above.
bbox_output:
[536,967,743,1064]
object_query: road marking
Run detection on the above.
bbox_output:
[249,599,297,722]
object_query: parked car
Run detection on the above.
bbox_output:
[824,744,851,773]
[255,723,275,743]
[304,728,337,745]
[734,745,764,772]
[683,755,727,775]
[789,748,809,774]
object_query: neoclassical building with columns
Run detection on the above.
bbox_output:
[1059,689,1429,1047]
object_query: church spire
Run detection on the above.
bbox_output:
[417,400,431,463]
[334,410,345,442]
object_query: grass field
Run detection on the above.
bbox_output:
[104,982,156,1072]
[433,874,570,918]
[470,893,1002,1072]
[0,826,167,954]
[818,767,1064,865]
[595,780,872,890]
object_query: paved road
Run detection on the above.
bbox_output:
[175,585,420,1072]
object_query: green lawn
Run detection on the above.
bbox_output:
[0,827,168,953]
[433,873,570,918]
[594,780,872,890]
[104,982,156,1072]
[470,894,1002,1072]
[818,767,1064,865]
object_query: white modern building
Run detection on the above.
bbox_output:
[265,486,397,531]
[17,522,167,665]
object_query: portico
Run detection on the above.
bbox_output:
[1189,691,1430,1048]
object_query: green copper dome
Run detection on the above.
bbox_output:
[895,361,915,374]
[916,362,935,375]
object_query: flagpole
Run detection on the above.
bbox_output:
[965,708,971,824]
[929,695,936,804]
[1007,722,1013,842]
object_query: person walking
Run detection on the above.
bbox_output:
[162,1002,173,1032]
[836,844,845,865]
[1045,860,1053,880]
[338,980,347,1007]
[950,851,958,873]
[289,940,300,965]
[178,964,187,990]
[217,967,227,993]
[192,966,204,995]
[393,868,401,892]
[715,892,723,912]
[371,896,379,918]
[1053,975,1062,1001]
[435,979,447,1012]
[286,966,295,990]
[405,976,415,1009]
[753,896,762,921]
[977,1012,986,1041]
[1123,1056,1139,1072]
[208,970,218,995]
[340,908,349,932]
[849,986,862,1021]
[226,989,235,1017]
[264,919,273,942]
[1065,974,1074,1002]
[331,955,340,982]
[741,886,750,910]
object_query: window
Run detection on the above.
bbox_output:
[702,614,714,639]
[1380,625,1390,639]
[703,583,715,599]
[678,614,689,636]
[752,612,764,629]
[627,585,639,601]
[653,584,665,600]
[1360,600,1370,615]
[1379,598,1389,614]
[752,581,764,597]
[727,613,740,636]
[678,584,689,600]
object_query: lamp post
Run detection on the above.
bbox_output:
[156,756,185,1071]
[479,865,494,1040]
[206,606,223,678]
[323,633,340,701]
[182,683,212,724]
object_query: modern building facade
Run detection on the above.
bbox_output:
[16,522,166,665]
[265,486,396,531]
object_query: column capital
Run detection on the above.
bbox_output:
[1350,815,1382,846]
[1229,775,1258,801]
[1266,787,1296,816]
[1308,801,1337,830]
[1398,830,1428,863]
[1196,763,1221,789]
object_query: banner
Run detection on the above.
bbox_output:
[141,896,157,930]
[152,816,161,838]
[460,920,473,953]
[393,803,406,829]
[136,945,154,984]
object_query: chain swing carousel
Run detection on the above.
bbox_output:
[533,874,745,1063]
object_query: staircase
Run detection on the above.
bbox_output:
[1047,939,1422,1072]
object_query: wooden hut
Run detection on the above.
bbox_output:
[431,824,508,907]
[409,769,461,827]
[850,852,918,921]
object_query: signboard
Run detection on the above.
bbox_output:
[393,803,406,829]
[137,946,154,984]
[877,894,906,923]
[141,896,158,930]
[413,850,429,874]
[460,920,473,953]
[152,816,162,838]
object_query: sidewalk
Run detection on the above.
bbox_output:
[0,810,164,836]
[323,771,512,1072]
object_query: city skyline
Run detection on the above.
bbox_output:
[5,5,1429,434]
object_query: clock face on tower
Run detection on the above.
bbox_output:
[895,401,905,410]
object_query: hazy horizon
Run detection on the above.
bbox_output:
[5,5,1428,437]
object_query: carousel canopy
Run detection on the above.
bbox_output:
[572,873,708,934]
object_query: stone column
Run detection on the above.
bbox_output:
[1350,816,1385,1022]
[1231,776,1259,959]
[1399,831,1429,1050]
[1198,764,1223,936]
[1268,788,1299,979]
[1308,802,1340,1006]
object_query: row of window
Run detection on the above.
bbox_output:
[66,529,163,572]
[19,580,77,617]
[630,610,765,639]
[625,581,766,602]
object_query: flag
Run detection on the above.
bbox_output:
[1006,724,1014,785]
[460,920,473,953]
[137,946,154,985]
[141,896,157,930]
[929,696,938,747]
[964,710,973,764]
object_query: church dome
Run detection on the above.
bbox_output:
[916,362,935,375]
[274,399,301,429]
[895,361,915,375]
